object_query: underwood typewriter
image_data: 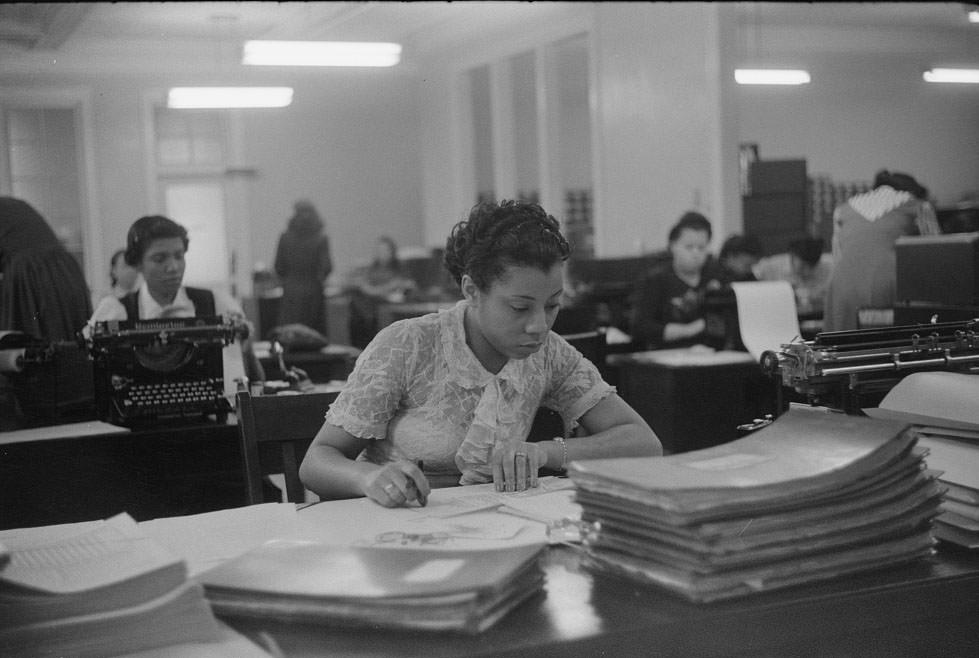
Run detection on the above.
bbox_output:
[760,319,979,413]
[87,316,243,425]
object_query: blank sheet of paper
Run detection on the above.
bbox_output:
[731,281,802,361]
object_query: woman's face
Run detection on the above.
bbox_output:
[463,263,564,371]
[138,237,186,303]
[671,228,711,276]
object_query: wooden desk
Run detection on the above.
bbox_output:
[609,350,775,453]
[256,344,359,384]
[224,542,979,658]
[0,418,244,529]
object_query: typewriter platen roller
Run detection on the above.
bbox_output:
[87,316,244,425]
[760,318,979,413]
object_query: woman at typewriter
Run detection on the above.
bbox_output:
[87,215,264,383]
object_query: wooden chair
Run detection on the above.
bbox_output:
[235,390,338,505]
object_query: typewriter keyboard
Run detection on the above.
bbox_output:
[119,379,226,418]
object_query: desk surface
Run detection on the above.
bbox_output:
[226,540,978,658]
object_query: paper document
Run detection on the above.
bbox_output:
[0,513,180,593]
[731,281,801,360]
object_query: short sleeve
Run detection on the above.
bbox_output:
[324,322,411,440]
[540,334,614,433]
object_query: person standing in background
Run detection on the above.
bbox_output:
[108,248,142,298]
[823,170,941,331]
[274,200,333,335]
[0,196,92,342]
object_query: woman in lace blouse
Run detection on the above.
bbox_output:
[300,200,661,507]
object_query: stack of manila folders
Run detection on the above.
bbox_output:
[864,371,979,549]
[0,513,223,658]
[568,406,944,603]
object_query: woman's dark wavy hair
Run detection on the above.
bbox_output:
[668,211,713,243]
[124,215,189,266]
[873,170,929,200]
[443,199,571,290]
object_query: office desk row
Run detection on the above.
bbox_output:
[226,522,979,658]
[0,419,244,529]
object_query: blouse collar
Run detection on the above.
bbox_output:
[440,300,527,395]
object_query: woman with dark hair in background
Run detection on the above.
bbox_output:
[630,211,726,350]
[274,199,333,335]
[0,196,92,342]
[823,170,941,331]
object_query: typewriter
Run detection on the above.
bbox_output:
[87,316,243,425]
[760,318,979,413]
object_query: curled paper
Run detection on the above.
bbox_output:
[0,348,26,373]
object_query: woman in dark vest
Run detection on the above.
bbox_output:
[87,215,263,383]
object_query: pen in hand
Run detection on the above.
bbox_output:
[406,459,427,507]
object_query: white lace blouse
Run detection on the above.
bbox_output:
[325,300,613,485]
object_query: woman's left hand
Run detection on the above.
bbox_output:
[489,442,544,492]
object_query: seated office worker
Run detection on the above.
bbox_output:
[299,200,661,507]
[630,211,726,350]
[87,215,264,384]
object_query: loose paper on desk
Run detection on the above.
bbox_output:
[863,372,979,432]
[731,281,802,361]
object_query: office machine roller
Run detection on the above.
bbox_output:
[760,319,979,413]
[87,316,245,425]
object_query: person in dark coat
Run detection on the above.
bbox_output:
[273,200,333,334]
[0,196,92,342]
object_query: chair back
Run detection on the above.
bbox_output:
[561,330,606,365]
[235,390,338,504]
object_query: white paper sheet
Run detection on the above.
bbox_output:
[731,281,802,361]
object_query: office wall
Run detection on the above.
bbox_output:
[237,75,426,286]
[591,3,739,256]
[736,55,979,206]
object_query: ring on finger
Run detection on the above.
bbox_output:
[383,483,398,495]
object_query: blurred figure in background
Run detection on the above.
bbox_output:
[755,236,833,317]
[823,170,940,331]
[344,236,418,349]
[108,248,142,298]
[0,196,92,342]
[630,211,725,350]
[274,200,333,335]
[717,234,763,284]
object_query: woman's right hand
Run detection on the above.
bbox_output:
[362,461,430,508]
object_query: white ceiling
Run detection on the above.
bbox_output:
[0,2,976,77]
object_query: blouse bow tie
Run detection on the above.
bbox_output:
[455,367,525,485]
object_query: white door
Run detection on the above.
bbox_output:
[159,178,231,295]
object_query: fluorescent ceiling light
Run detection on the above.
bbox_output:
[969,9,979,23]
[735,69,811,85]
[922,68,979,84]
[167,87,294,109]
[242,40,401,67]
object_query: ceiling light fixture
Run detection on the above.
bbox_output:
[242,40,402,67]
[923,68,979,83]
[735,69,811,85]
[968,8,979,23]
[167,87,294,109]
